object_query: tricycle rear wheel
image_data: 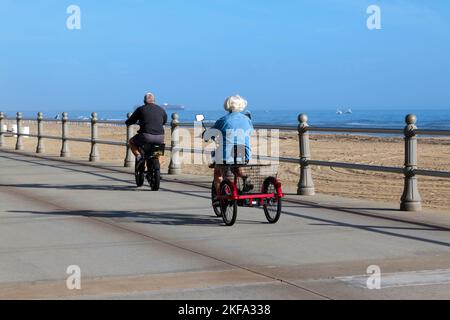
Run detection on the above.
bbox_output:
[263,179,282,223]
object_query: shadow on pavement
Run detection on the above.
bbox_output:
[0,183,210,194]
[8,209,266,227]
[2,151,450,240]
[281,209,450,248]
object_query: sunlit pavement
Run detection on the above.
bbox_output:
[1,149,449,299]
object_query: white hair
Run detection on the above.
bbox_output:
[224,95,248,113]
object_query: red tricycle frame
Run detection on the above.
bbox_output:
[211,164,284,226]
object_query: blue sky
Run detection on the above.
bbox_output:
[1,0,450,115]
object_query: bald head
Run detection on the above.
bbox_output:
[144,92,155,104]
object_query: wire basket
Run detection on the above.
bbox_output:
[225,164,279,194]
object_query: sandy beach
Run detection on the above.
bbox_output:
[2,120,450,211]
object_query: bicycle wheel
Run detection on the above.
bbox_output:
[135,159,145,187]
[220,180,237,226]
[151,169,160,191]
[147,158,160,191]
[211,182,221,217]
[263,178,282,223]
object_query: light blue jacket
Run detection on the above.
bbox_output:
[207,112,253,164]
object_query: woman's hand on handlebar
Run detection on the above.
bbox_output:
[203,128,219,142]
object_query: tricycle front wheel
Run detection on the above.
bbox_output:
[220,180,237,226]
[211,182,222,217]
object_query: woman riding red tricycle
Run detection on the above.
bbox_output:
[199,95,284,226]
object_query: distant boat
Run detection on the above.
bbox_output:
[336,108,352,115]
[161,103,185,111]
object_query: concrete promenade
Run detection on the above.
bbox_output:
[0,148,449,299]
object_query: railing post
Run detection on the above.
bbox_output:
[169,112,181,175]
[124,112,134,167]
[15,112,24,150]
[400,114,422,211]
[0,112,4,148]
[89,112,100,162]
[36,112,45,153]
[297,114,315,195]
[60,112,70,157]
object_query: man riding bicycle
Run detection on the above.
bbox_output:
[126,92,167,163]
[204,95,254,193]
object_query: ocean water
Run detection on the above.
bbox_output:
[8,108,450,130]
[178,108,450,130]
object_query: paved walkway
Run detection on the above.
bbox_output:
[0,149,449,299]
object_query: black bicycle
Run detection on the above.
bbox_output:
[135,143,165,190]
